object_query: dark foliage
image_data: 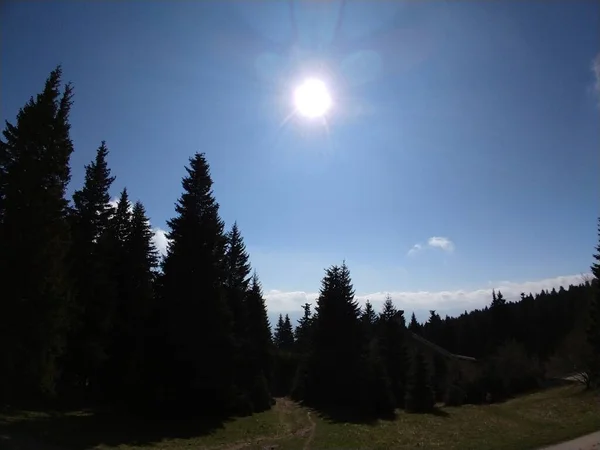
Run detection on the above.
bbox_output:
[153,153,236,415]
[405,350,435,413]
[63,141,117,400]
[377,296,409,409]
[105,196,159,405]
[245,273,274,398]
[224,222,272,413]
[292,263,396,418]
[272,313,297,397]
[0,67,74,403]
[274,314,295,351]
[408,312,421,333]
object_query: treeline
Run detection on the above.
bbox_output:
[269,275,599,415]
[0,67,273,417]
[1,68,599,420]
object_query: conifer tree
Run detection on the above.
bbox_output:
[490,289,510,351]
[246,273,274,387]
[424,310,443,343]
[272,313,296,397]
[405,350,435,413]
[159,152,235,414]
[377,295,408,408]
[360,300,377,340]
[64,141,117,397]
[274,314,295,351]
[295,303,314,353]
[291,303,314,399]
[111,188,133,244]
[0,67,75,401]
[106,196,158,403]
[408,312,421,333]
[223,222,258,411]
[100,189,132,397]
[301,262,394,416]
[274,314,285,347]
[303,263,363,407]
[224,222,251,339]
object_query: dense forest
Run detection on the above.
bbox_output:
[1,67,599,420]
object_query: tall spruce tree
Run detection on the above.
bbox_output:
[224,222,251,339]
[159,152,235,414]
[424,310,443,344]
[224,222,271,413]
[105,196,159,403]
[295,303,314,354]
[64,141,117,397]
[408,312,421,333]
[358,299,396,417]
[301,262,393,415]
[101,189,133,399]
[273,313,296,397]
[405,350,435,413]
[360,300,377,340]
[291,303,317,401]
[246,273,274,393]
[0,67,74,402]
[490,289,510,351]
[377,295,408,409]
[274,314,295,351]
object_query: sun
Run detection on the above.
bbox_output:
[293,78,332,119]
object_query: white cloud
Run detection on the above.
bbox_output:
[152,228,169,256]
[264,290,319,312]
[264,273,591,319]
[427,236,455,252]
[407,236,455,255]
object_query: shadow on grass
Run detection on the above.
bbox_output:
[312,403,450,425]
[430,407,450,418]
[0,408,232,450]
[311,405,384,425]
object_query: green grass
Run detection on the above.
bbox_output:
[1,385,599,449]
[297,385,600,450]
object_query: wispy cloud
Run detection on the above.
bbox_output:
[427,236,455,252]
[407,243,422,256]
[264,273,590,319]
[407,236,455,256]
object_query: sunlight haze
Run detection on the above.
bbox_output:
[294,78,333,119]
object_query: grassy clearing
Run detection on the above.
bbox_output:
[1,384,598,449]
[295,385,600,450]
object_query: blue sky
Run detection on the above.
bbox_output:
[2,1,599,322]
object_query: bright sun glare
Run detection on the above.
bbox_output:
[293,78,332,119]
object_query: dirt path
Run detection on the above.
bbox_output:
[540,431,600,450]
[301,411,316,450]
[216,398,314,450]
